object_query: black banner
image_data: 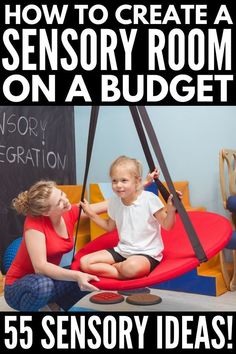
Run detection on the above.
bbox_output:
[0,312,235,353]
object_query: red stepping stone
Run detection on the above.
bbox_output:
[89,292,125,304]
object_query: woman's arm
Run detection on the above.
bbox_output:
[25,229,99,291]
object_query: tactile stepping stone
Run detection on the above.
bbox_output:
[126,293,162,305]
[89,292,125,304]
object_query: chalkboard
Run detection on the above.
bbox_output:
[0,106,76,267]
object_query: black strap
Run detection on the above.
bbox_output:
[71,105,207,264]
[72,106,99,261]
[129,106,170,203]
[136,106,207,263]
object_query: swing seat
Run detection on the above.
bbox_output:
[71,211,232,290]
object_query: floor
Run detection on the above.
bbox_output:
[0,287,235,312]
[75,288,236,312]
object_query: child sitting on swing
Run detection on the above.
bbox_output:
[80,155,181,280]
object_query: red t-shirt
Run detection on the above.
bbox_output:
[5,205,79,285]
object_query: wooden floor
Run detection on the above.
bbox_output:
[0,288,235,312]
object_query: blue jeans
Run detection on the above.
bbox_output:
[4,274,88,312]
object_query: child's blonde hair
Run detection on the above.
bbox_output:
[12,180,56,217]
[109,155,143,190]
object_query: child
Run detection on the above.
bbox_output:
[80,156,179,280]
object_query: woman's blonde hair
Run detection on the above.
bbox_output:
[12,180,56,217]
[109,155,143,189]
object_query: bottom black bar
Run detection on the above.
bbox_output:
[0,312,235,353]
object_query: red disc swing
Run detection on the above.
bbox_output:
[72,211,232,291]
[71,106,232,292]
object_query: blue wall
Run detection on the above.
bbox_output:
[74,106,236,216]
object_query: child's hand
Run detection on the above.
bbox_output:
[80,199,96,218]
[167,191,183,211]
[144,168,160,186]
[176,190,183,200]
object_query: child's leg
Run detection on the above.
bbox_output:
[80,250,121,278]
[114,255,153,279]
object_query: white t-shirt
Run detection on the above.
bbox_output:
[108,190,164,261]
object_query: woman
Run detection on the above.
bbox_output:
[4,180,107,312]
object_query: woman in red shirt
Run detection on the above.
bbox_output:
[4,180,107,312]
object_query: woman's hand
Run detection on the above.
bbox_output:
[77,272,100,291]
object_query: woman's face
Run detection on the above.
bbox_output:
[46,187,71,216]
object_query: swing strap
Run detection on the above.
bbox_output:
[136,106,207,263]
[129,106,170,203]
[72,106,99,261]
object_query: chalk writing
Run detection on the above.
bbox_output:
[0,111,67,170]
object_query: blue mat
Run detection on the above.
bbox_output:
[68,306,98,312]
[151,268,216,296]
